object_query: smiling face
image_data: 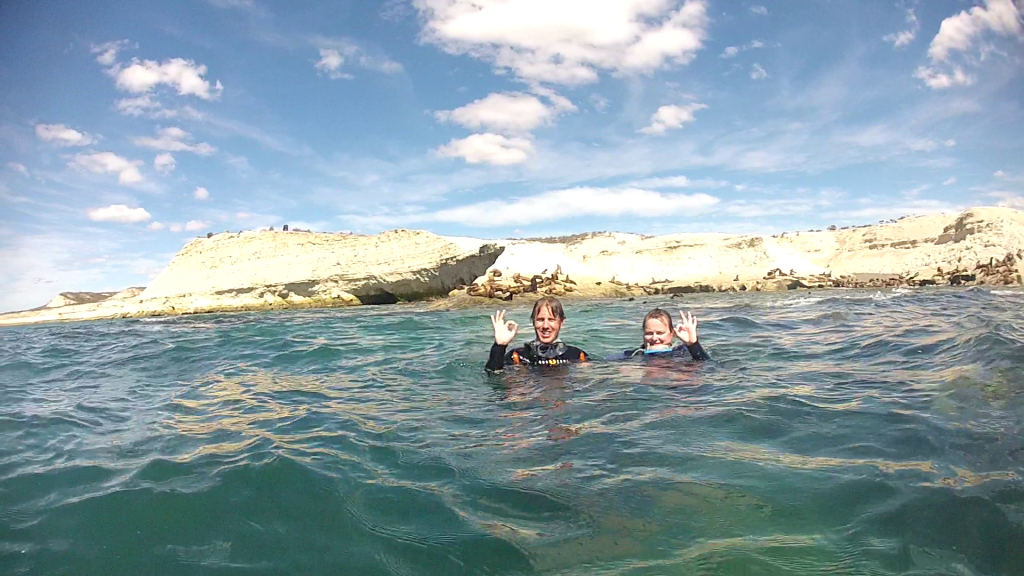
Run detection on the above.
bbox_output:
[532,305,564,344]
[643,316,673,349]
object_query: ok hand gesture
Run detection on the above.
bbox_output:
[490,309,519,346]
[674,311,698,345]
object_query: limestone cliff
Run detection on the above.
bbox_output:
[3,206,1023,327]
[0,230,503,326]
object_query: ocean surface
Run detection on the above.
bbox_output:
[2,288,1024,575]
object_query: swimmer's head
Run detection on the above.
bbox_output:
[643,308,674,350]
[531,296,565,344]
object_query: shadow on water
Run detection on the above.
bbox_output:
[1,288,1023,574]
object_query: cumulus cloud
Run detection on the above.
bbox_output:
[314,48,353,79]
[90,40,129,66]
[419,187,720,226]
[8,162,29,176]
[167,221,209,232]
[87,204,151,223]
[414,0,710,85]
[639,103,707,135]
[436,133,534,165]
[147,221,167,231]
[913,65,974,89]
[945,139,957,147]
[750,5,768,16]
[884,9,919,48]
[70,152,144,186]
[154,153,176,174]
[115,58,223,100]
[995,170,1007,177]
[943,177,957,185]
[928,0,1022,62]
[750,63,769,80]
[134,127,216,155]
[35,124,95,146]
[590,94,610,112]
[116,95,161,116]
[193,186,210,200]
[916,0,1022,89]
[436,92,561,134]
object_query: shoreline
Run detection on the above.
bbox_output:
[3,206,1023,328]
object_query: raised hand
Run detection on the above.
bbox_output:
[490,309,519,346]
[674,311,698,345]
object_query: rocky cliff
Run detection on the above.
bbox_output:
[3,206,1023,326]
[0,230,503,326]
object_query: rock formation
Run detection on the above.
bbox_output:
[3,207,1023,326]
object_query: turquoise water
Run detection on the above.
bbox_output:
[2,288,1024,575]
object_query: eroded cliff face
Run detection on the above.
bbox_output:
[1,230,503,326]
[5,207,1023,326]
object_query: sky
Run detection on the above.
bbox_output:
[1,0,1023,312]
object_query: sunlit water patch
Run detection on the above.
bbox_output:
[2,288,1023,574]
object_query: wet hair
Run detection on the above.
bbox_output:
[531,296,566,321]
[642,308,674,339]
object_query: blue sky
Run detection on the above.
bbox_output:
[1,0,1023,312]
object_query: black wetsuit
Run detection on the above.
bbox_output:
[486,340,589,372]
[616,341,711,361]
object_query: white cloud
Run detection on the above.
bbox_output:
[913,65,974,89]
[314,48,353,79]
[750,63,769,80]
[35,124,95,146]
[154,153,176,174]
[944,139,957,147]
[193,186,210,200]
[87,204,151,223]
[639,103,707,135]
[995,170,1007,178]
[928,0,1022,62]
[990,192,1024,208]
[916,0,1021,89]
[943,177,957,185]
[436,133,534,165]
[147,221,167,231]
[720,39,764,58]
[435,92,560,134]
[420,187,719,226]
[883,9,919,48]
[90,40,129,66]
[414,0,710,85]
[116,95,161,116]
[185,220,210,231]
[115,58,223,100]
[627,175,729,189]
[8,162,28,176]
[312,43,403,78]
[750,5,768,16]
[134,127,216,155]
[70,152,144,186]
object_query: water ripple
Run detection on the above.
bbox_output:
[1,288,1023,574]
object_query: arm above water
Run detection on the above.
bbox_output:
[486,309,519,372]
[673,311,710,361]
[679,340,711,361]
[486,343,510,372]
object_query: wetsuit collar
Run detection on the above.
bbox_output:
[526,339,566,359]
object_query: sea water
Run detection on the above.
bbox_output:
[1,288,1023,575]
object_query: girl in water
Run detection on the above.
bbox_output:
[616,308,710,361]
[485,296,589,372]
